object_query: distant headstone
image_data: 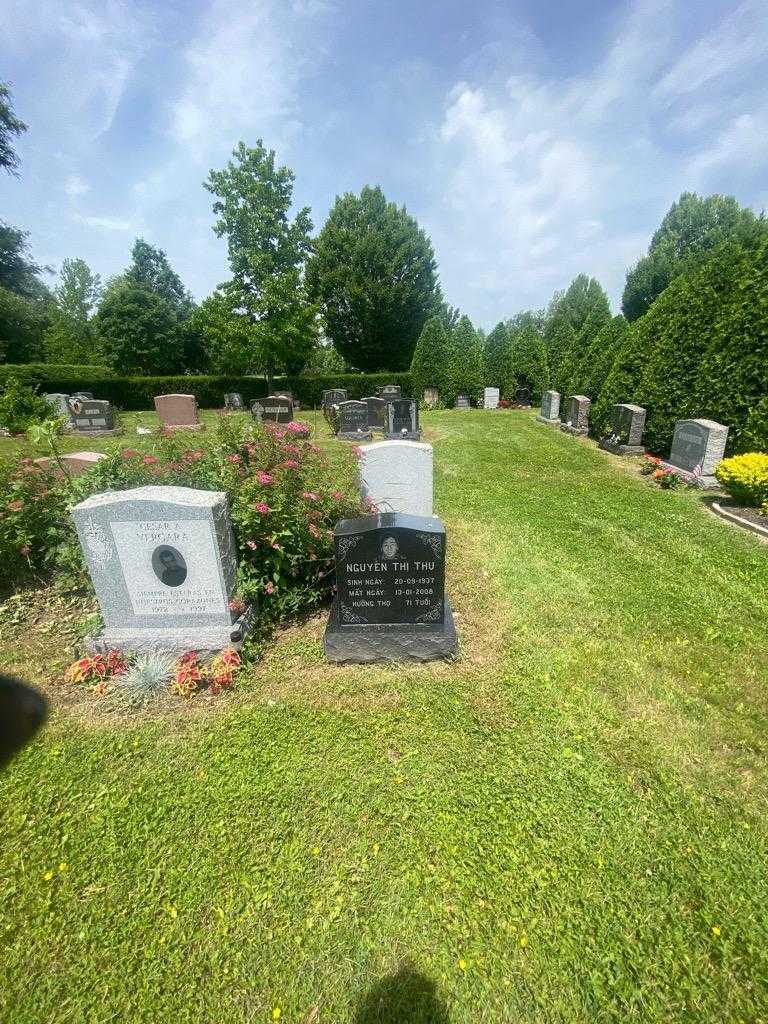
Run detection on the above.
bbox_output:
[455,393,471,410]
[322,389,348,408]
[224,392,245,411]
[154,394,204,432]
[559,395,590,437]
[483,387,500,410]
[423,387,439,407]
[324,512,457,663]
[386,399,420,440]
[536,390,561,425]
[34,451,106,478]
[360,440,433,516]
[378,385,402,401]
[66,397,119,435]
[661,418,729,487]
[338,400,372,441]
[71,485,255,654]
[251,395,294,424]
[71,391,94,401]
[363,395,388,432]
[514,386,532,407]
[44,393,71,419]
[599,403,646,455]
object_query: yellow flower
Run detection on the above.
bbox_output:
[712,925,721,937]
[43,870,53,881]
[457,958,467,972]
[520,935,528,947]
[58,862,68,872]
[272,1008,282,1020]
[372,843,380,855]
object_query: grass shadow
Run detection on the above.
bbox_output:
[354,962,450,1024]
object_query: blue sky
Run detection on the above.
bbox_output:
[3,0,768,327]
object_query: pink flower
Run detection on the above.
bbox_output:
[301,491,319,501]
[283,444,300,456]
[309,523,323,539]
[142,455,158,466]
[255,502,271,515]
[228,597,246,613]
[352,446,363,459]
[246,540,258,550]
[331,490,344,501]
[121,449,139,460]
[286,421,309,435]
[256,471,274,486]
[226,454,242,464]
[281,459,299,470]
[264,581,275,595]
[270,541,282,551]
[20,457,33,466]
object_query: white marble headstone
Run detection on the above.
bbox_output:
[483,387,500,409]
[359,440,433,517]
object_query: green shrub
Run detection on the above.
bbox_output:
[714,453,768,507]
[0,376,54,434]
[410,316,449,401]
[446,316,484,406]
[506,323,548,401]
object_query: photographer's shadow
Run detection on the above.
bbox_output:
[354,962,450,1024]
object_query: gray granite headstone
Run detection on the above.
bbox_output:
[661,418,729,487]
[360,440,433,516]
[322,389,348,408]
[338,400,372,441]
[71,391,94,400]
[44,393,72,420]
[386,399,420,440]
[363,396,387,432]
[378,385,402,401]
[599,403,646,455]
[560,395,590,436]
[483,387,500,410]
[251,395,294,423]
[455,393,471,410]
[324,512,457,664]
[66,397,119,435]
[224,392,245,411]
[71,486,255,654]
[423,387,440,407]
[536,390,561,425]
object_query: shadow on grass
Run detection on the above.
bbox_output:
[354,962,450,1023]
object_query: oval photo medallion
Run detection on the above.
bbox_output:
[151,545,188,587]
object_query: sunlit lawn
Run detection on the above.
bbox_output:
[1,410,767,1023]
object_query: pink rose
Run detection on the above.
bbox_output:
[142,455,158,466]
[264,581,275,595]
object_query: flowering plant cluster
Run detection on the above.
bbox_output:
[64,650,129,696]
[640,455,681,489]
[173,649,241,697]
[714,452,768,508]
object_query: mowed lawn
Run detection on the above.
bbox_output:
[1,410,767,1023]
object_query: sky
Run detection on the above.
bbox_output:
[2,0,768,328]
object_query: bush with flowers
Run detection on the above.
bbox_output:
[640,455,681,489]
[714,452,768,509]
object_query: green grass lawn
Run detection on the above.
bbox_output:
[1,410,767,1023]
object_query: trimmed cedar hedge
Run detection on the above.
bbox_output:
[0,365,413,410]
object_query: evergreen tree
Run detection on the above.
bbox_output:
[446,315,484,406]
[306,185,439,371]
[410,316,449,400]
[568,316,628,429]
[507,323,548,399]
[483,321,509,388]
[543,310,575,389]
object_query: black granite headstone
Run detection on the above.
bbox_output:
[363,396,387,431]
[514,387,532,407]
[386,399,420,440]
[338,400,372,440]
[324,512,458,663]
[252,395,294,423]
[455,393,471,409]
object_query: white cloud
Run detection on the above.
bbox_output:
[74,213,135,232]
[64,175,91,197]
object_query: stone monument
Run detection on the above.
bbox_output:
[514,386,532,407]
[599,403,646,455]
[359,440,433,516]
[660,418,729,487]
[71,485,254,654]
[324,512,457,663]
[322,389,348,408]
[483,387,500,410]
[251,395,294,424]
[536,390,561,425]
[155,394,204,432]
[66,397,120,436]
[560,395,591,436]
[455,393,471,410]
[378,384,402,401]
[386,399,420,440]
[363,396,387,432]
[423,387,439,408]
[337,400,372,441]
[44,394,71,420]
[224,392,245,411]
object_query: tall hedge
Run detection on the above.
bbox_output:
[568,315,628,409]
[446,316,484,406]
[0,365,412,410]
[506,324,548,399]
[410,316,449,400]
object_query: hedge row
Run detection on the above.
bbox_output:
[0,366,413,410]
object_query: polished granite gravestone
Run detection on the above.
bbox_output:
[337,400,372,441]
[66,397,121,436]
[322,389,348,408]
[423,387,440,407]
[251,395,294,423]
[155,394,205,432]
[536,390,561,425]
[359,440,433,516]
[224,392,245,411]
[324,512,457,663]
[72,486,255,654]
[514,387,532,407]
[455,393,471,409]
[560,395,591,436]
[378,385,402,401]
[386,399,421,440]
[660,418,729,487]
[483,387,500,410]
[599,403,646,455]
[363,395,388,432]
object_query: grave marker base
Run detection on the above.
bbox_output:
[559,423,589,437]
[339,430,372,441]
[659,462,721,489]
[86,604,256,656]
[384,430,422,441]
[536,415,560,426]
[598,438,644,456]
[324,597,457,664]
[159,423,206,433]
